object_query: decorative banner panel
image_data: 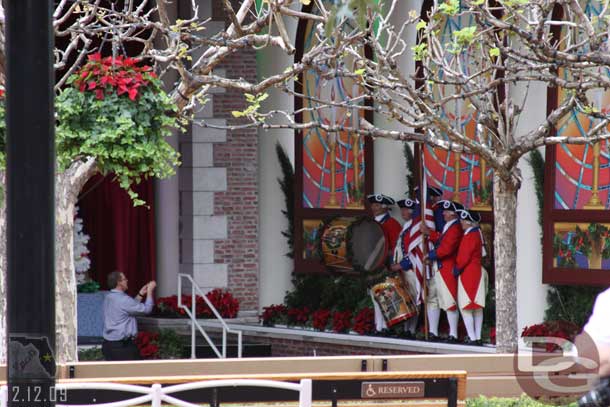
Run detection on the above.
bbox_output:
[554,1,610,210]
[423,11,493,210]
[301,18,366,209]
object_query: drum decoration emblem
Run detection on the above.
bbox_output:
[320,218,351,270]
[323,225,346,251]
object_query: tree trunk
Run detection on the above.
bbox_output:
[0,171,6,364]
[493,172,519,353]
[55,158,98,363]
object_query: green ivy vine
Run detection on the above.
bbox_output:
[56,54,181,205]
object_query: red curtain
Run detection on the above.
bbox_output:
[78,175,156,296]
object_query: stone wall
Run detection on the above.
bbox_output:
[179,0,259,312]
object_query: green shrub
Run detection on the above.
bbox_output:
[284,274,369,311]
[78,346,104,361]
[544,285,602,328]
[467,395,577,407]
[157,329,185,359]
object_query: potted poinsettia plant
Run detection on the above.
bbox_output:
[521,320,580,352]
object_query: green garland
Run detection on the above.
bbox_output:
[526,149,545,244]
[275,143,294,258]
[403,143,415,196]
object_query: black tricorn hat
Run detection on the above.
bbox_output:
[397,198,417,209]
[438,200,464,212]
[367,193,396,206]
[457,209,481,223]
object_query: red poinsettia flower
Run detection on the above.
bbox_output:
[155,289,240,319]
[521,320,580,352]
[332,310,353,333]
[352,308,374,335]
[73,52,156,102]
[312,309,331,331]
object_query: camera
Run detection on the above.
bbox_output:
[578,377,610,407]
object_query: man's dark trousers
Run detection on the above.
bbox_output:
[102,338,140,360]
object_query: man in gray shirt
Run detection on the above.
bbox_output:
[102,271,156,360]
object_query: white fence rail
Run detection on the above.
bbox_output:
[177,273,243,358]
[0,379,312,407]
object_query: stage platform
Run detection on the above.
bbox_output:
[137,317,496,357]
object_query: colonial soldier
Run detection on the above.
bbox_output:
[367,193,401,331]
[390,198,421,337]
[367,193,401,264]
[421,200,464,342]
[454,209,488,345]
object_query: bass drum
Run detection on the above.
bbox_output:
[320,217,387,272]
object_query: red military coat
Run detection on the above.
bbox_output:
[455,227,484,310]
[428,219,463,307]
[378,213,401,263]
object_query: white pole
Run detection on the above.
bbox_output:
[0,385,8,407]
[299,379,312,407]
[151,384,162,407]
[191,286,196,359]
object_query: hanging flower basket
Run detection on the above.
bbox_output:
[56,53,180,205]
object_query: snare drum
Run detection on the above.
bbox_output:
[371,276,418,327]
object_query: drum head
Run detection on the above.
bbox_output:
[348,218,387,272]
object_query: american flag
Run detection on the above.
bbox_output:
[406,204,436,303]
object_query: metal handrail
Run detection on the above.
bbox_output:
[177,273,243,358]
[0,379,313,407]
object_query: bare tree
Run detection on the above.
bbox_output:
[229,0,610,352]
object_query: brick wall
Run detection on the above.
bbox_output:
[212,0,259,311]
[247,335,420,357]
[201,331,421,357]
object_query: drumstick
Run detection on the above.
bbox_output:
[364,236,386,270]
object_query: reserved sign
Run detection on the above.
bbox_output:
[361,381,425,399]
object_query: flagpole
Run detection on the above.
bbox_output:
[420,142,430,341]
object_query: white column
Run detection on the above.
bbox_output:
[155,166,180,294]
[155,0,180,297]
[257,12,297,309]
